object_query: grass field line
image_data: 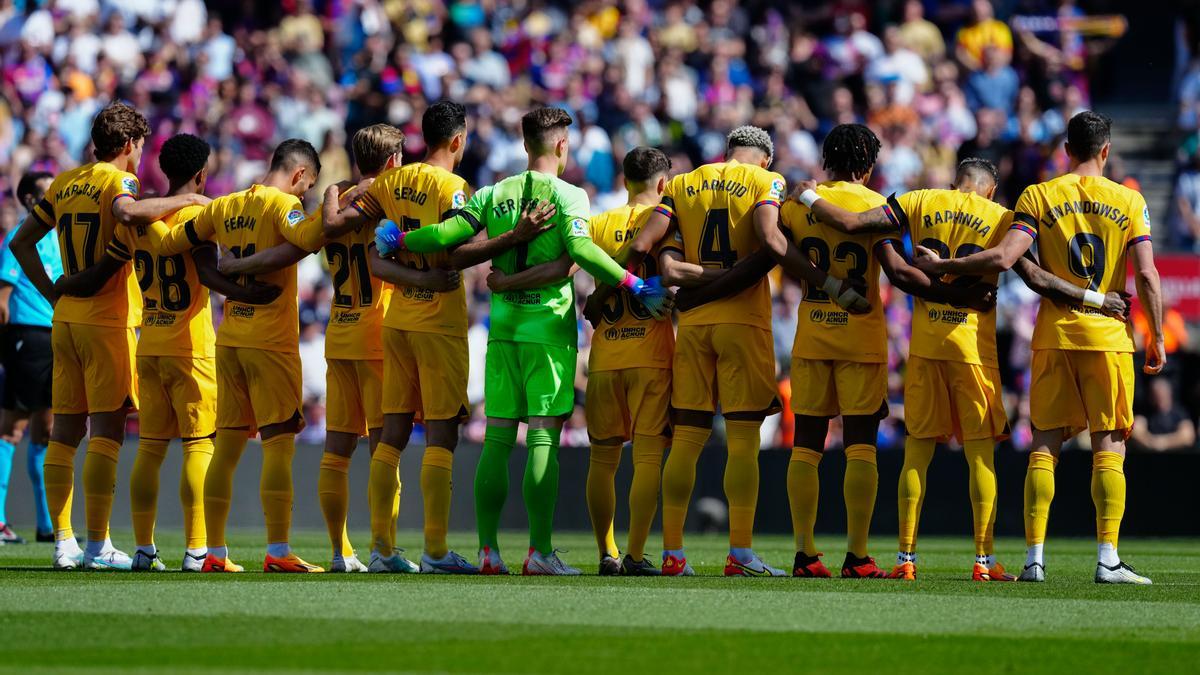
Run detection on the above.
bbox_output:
[5,582,1199,641]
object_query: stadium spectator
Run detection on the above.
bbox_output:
[1131,378,1197,452]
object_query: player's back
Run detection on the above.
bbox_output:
[120,203,214,358]
[33,162,142,327]
[783,181,892,363]
[365,162,467,337]
[1017,174,1149,352]
[661,160,784,330]
[589,203,674,371]
[897,188,1010,367]
[199,184,304,352]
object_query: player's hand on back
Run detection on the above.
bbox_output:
[789,179,819,203]
[486,267,510,293]
[912,245,942,273]
[186,193,212,207]
[375,220,403,256]
[424,268,461,293]
[1144,338,1167,375]
[829,277,871,314]
[1102,291,1132,321]
[963,283,998,313]
[513,201,557,242]
[235,281,284,305]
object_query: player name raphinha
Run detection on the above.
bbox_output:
[920,210,991,236]
[223,215,257,232]
[1039,200,1131,230]
[682,178,749,198]
[392,185,428,205]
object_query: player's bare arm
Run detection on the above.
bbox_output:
[51,251,124,298]
[487,253,575,293]
[1130,238,1166,374]
[367,247,461,292]
[448,201,558,270]
[320,179,375,240]
[112,192,210,227]
[671,248,775,312]
[10,216,58,304]
[1012,251,1130,320]
[914,228,1034,275]
[192,243,283,305]
[877,240,996,312]
[218,242,311,276]
[620,208,672,269]
[792,179,898,234]
[753,206,869,313]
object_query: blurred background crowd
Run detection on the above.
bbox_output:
[0,0,1195,452]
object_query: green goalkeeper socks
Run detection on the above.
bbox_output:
[475,424,517,552]
[524,427,561,555]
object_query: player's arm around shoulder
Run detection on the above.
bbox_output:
[1128,196,1166,374]
[111,173,209,227]
[157,202,216,256]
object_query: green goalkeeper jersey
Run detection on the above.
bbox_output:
[401,170,628,347]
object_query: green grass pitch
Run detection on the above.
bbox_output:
[1,531,1197,674]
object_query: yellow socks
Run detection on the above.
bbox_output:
[260,434,296,546]
[421,446,454,558]
[180,438,212,550]
[897,437,934,554]
[843,444,877,558]
[1091,451,1125,547]
[787,447,822,554]
[964,439,998,557]
[44,441,77,541]
[204,429,248,550]
[370,442,402,554]
[129,438,169,547]
[627,435,665,562]
[318,453,353,556]
[1024,452,1057,546]
[724,420,761,550]
[83,437,121,542]
[661,425,709,551]
[586,443,621,558]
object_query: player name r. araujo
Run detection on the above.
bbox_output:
[920,210,991,236]
[682,178,749,198]
[1038,200,1131,230]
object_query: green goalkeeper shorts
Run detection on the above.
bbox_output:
[484,340,577,420]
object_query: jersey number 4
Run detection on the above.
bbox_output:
[699,209,738,268]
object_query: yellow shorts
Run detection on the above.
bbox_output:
[137,355,217,439]
[382,328,469,421]
[1030,349,1134,437]
[671,324,779,415]
[585,367,672,443]
[904,356,1009,442]
[215,345,303,430]
[52,322,138,415]
[326,358,383,435]
[790,357,887,418]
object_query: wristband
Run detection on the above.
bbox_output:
[1083,289,1105,309]
[821,276,841,298]
[620,271,642,291]
[798,189,820,208]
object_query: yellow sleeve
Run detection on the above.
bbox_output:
[753,171,786,209]
[1011,186,1041,240]
[438,176,470,220]
[656,175,684,222]
[353,178,388,220]
[1127,193,1152,247]
[106,219,139,262]
[288,209,326,252]
[158,206,215,255]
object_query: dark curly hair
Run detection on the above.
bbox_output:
[159,134,211,186]
[822,124,881,180]
[91,102,150,160]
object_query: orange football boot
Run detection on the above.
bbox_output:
[201,554,244,573]
[263,553,324,573]
[661,553,695,576]
[973,562,1016,581]
[888,561,917,580]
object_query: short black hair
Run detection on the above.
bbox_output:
[423,101,467,147]
[269,138,321,175]
[521,107,572,153]
[159,134,211,185]
[623,147,671,183]
[16,171,53,206]
[955,157,998,186]
[821,124,881,179]
[1066,110,1112,161]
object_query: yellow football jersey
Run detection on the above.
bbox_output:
[892,189,1011,367]
[1015,174,1150,352]
[29,161,142,327]
[588,203,675,372]
[784,181,894,363]
[656,160,785,330]
[354,162,469,337]
[159,184,309,353]
[113,204,215,359]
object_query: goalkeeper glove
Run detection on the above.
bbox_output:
[375,220,403,256]
[621,272,669,319]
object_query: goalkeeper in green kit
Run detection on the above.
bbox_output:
[374,108,668,575]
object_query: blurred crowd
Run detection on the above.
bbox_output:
[0,0,1193,451]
